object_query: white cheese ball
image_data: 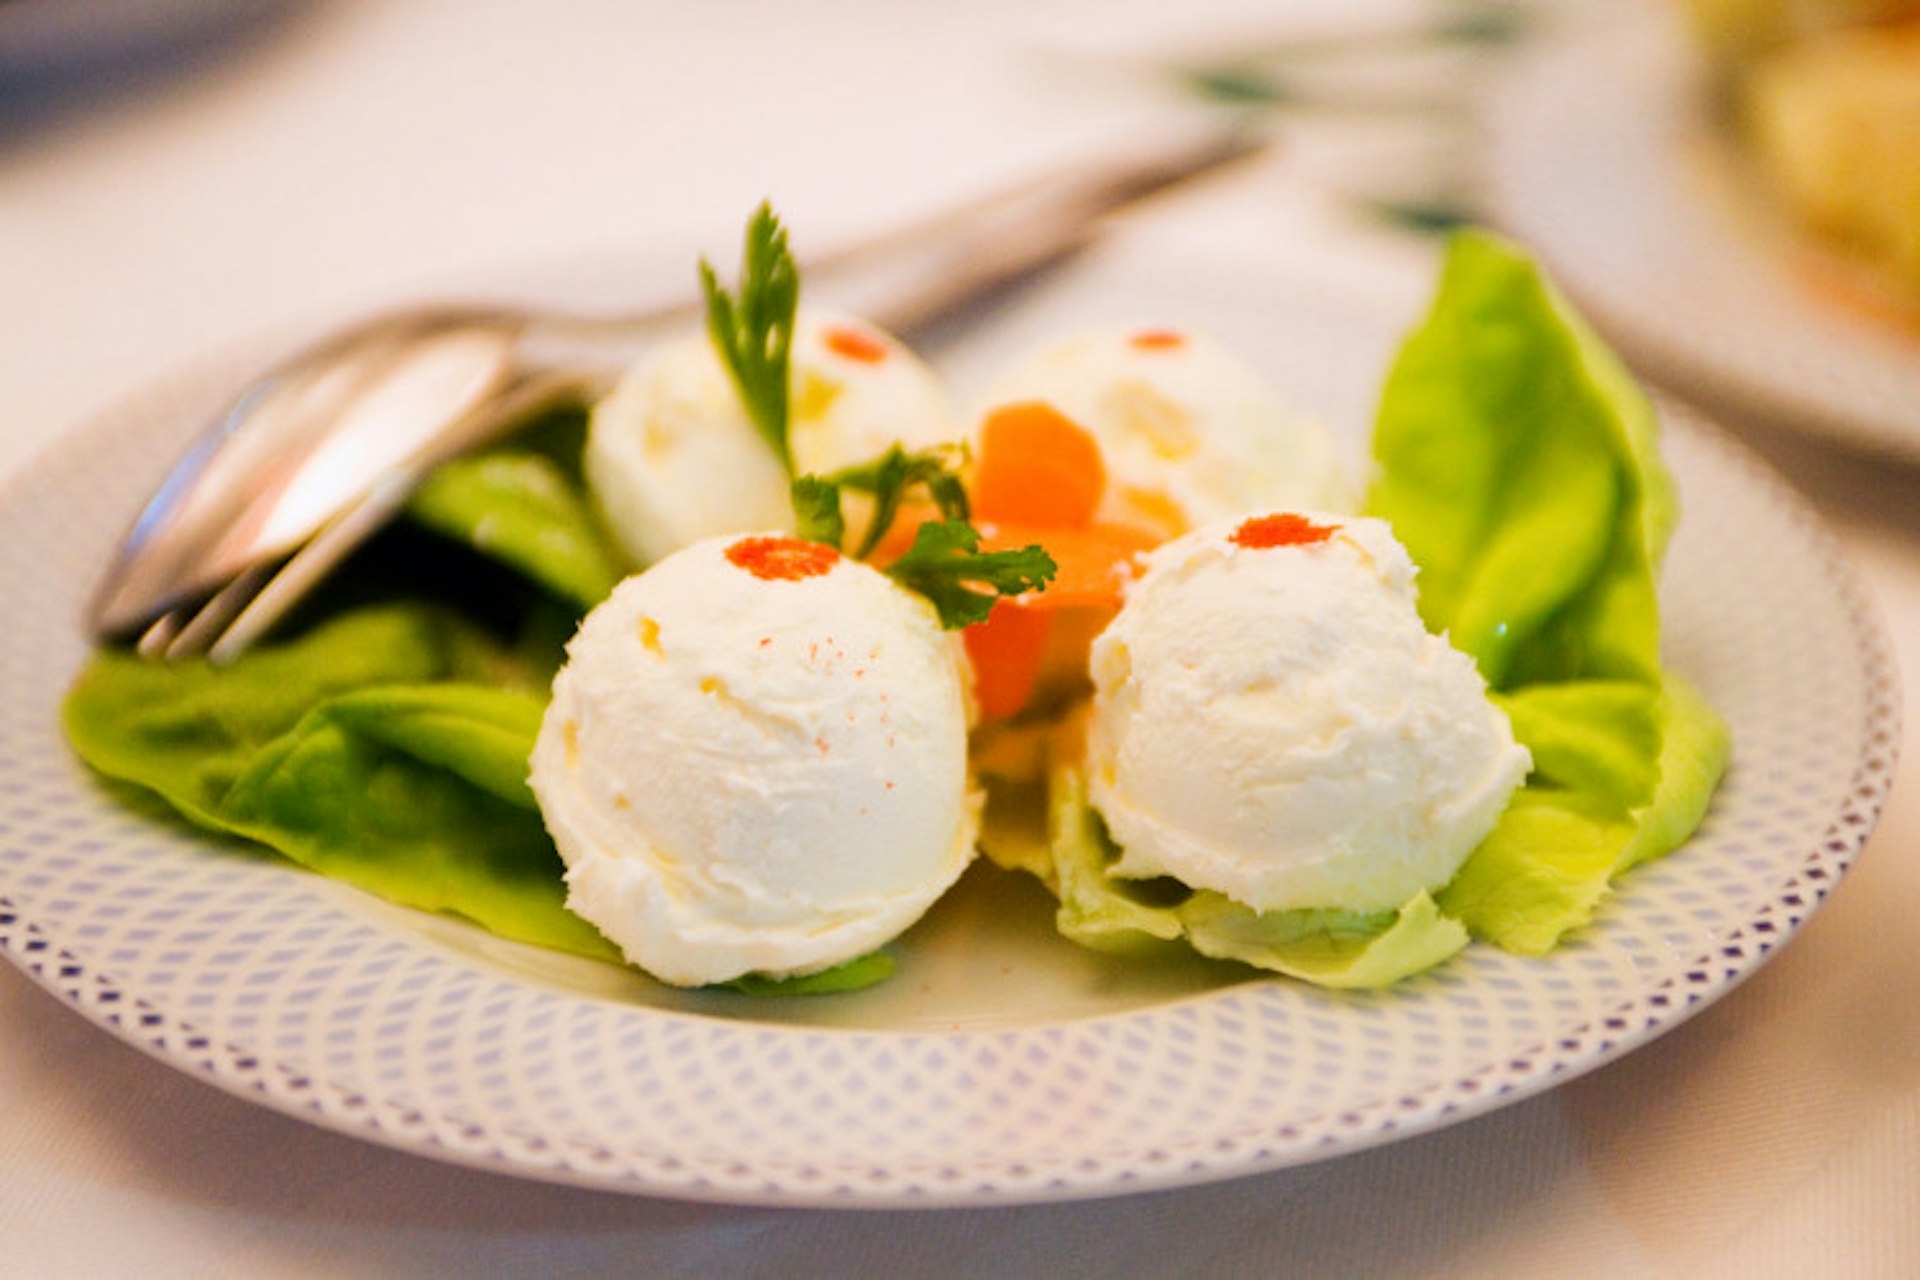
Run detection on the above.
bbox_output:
[529,534,978,985]
[1086,512,1530,912]
[586,309,960,566]
[978,326,1351,537]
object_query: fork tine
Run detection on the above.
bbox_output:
[141,562,278,660]
[166,366,611,662]
[198,480,416,664]
[147,492,389,664]
[134,607,186,659]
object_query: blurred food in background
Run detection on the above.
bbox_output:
[1686,0,1920,324]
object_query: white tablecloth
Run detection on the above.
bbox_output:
[3,2,1915,1275]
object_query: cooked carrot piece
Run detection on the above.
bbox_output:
[971,402,1106,528]
[960,520,1159,720]
[869,515,1153,612]
[974,520,1157,610]
[864,407,1158,721]
[964,603,1054,722]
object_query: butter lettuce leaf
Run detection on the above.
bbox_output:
[65,403,904,986]
[1616,676,1731,873]
[715,952,897,996]
[1368,229,1674,690]
[1179,891,1468,990]
[1043,233,1731,977]
[1368,231,1728,953]
[218,683,616,959]
[63,604,509,827]
[1050,766,1467,989]
[64,604,617,959]
[1438,676,1730,952]
[407,449,626,611]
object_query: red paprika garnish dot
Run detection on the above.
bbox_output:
[1129,329,1187,351]
[823,325,889,364]
[725,536,841,581]
[1230,513,1339,549]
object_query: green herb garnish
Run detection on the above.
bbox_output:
[789,474,847,549]
[796,443,971,558]
[884,518,1056,629]
[793,443,1053,627]
[833,443,972,557]
[700,202,800,473]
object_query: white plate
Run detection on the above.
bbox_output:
[1480,5,1920,463]
[0,244,1897,1207]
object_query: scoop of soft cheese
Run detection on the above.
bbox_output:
[528,534,977,986]
[586,309,961,566]
[979,327,1351,538]
[1085,512,1530,913]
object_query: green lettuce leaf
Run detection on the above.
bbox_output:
[1367,229,1674,690]
[1438,675,1730,952]
[218,684,616,959]
[1050,766,1468,989]
[714,952,897,996]
[406,449,626,611]
[63,604,508,827]
[64,604,617,959]
[1042,232,1729,977]
[1367,230,1729,953]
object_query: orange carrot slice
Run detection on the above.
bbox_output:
[974,519,1157,611]
[961,519,1159,720]
[971,402,1106,528]
[964,603,1054,722]
[864,404,1158,721]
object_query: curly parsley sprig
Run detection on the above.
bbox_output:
[797,443,970,558]
[885,519,1057,629]
[700,202,799,473]
[789,474,848,550]
[791,443,1055,627]
[705,203,1055,628]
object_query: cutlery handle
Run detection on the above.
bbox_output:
[520,124,1267,375]
[809,125,1266,334]
[90,125,1264,647]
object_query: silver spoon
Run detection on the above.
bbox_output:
[86,126,1265,663]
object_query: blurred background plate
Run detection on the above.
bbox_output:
[1480,3,1920,464]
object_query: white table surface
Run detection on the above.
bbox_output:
[3,2,1916,1276]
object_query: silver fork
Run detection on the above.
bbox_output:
[86,125,1264,664]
